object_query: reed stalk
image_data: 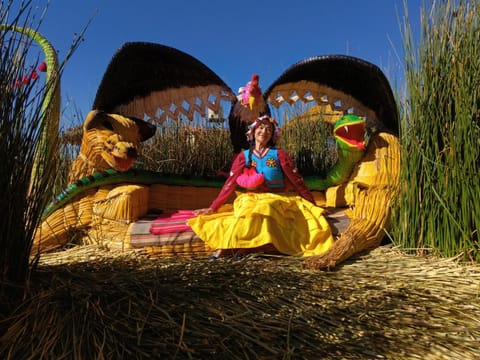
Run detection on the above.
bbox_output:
[1,245,478,359]
[0,1,83,306]
[0,1,51,302]
[393,0,480,262]
[278,107,336,177]
[140,121,233,176]
[138,111,335,178]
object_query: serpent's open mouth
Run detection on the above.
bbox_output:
[334,120,366,151]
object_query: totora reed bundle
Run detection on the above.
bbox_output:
[0,245,479,359]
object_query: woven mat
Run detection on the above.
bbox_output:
[130,212,200,248]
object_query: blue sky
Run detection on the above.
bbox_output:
[11,0,425,126]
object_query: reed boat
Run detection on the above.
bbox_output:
[34,43,400,270]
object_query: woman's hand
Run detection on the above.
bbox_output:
[193,207,214,216]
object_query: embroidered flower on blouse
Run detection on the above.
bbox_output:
[266,158,277,168]
[251,160,257,168]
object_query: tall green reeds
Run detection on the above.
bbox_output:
[393,0,480,261]
[0,1,83,304]
[140,121,233,176]
[0,2,51,302]
[279,113,336,177]
[138,112,335,178]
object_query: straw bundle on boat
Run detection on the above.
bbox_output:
[148,184,225,211]
[3,245,479,359]
[305,131,400,270]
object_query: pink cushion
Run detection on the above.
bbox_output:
[149,210,196,235]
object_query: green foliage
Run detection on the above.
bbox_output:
[137,113,337,178]
[393,0,480,262]
[279,114,337,177]
[0,1,82,303]
[139,121,233,176]
[0,1,51,296]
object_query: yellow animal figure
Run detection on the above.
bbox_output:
[33,110,156,253]
[67,110,156,182]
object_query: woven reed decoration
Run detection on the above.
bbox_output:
[93,42,236,124]
[93,184,149,223]
[33,189,98,253]
[148,184,232,211]
[34,49,401,265]
[305,131,400,270]
[268,81,377,122]
[33,184,148,253]
[264,55,399,134]
[74,187,150,251]
[123,185,240,257]
[323,133,398,208]
[82,219,131,251]
[33,183,228,255]
[93,185,116,201]
[68,111,155,182]
[289,103,344,126]
[116,85,234,124]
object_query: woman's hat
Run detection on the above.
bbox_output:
[246,115,281,144]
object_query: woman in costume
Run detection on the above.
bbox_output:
[188,115,334,258]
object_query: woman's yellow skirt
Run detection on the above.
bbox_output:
[187,192,334,257]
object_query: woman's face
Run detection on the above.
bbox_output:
[254,121,274,147]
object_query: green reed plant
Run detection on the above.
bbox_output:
[138,110,336,178]
[0,1,53,300]
[140,120,233,176]
[0,1,83,303]
[393,0,480,261]
[278,113,336,177]
[55,102,85,192]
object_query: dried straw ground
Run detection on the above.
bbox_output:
[1,245,479,359]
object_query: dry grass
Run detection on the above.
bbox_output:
[1,245,478,359]
[140,124,233,176]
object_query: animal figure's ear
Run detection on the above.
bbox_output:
[92,42,236,126]
[83,110,105,130]
[127,116,156,141]
[83,110,156,141]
